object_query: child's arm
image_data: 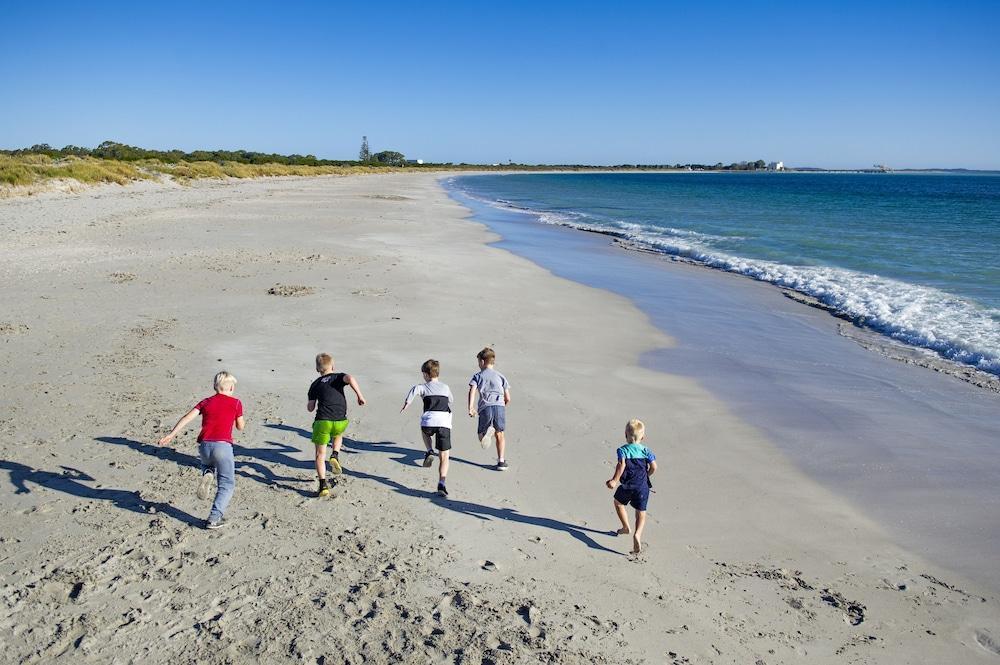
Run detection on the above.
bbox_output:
[400,385,418,413]
[605,460,626,489]
[158,407,200,445]
[467,384,477,417]
[235,415,246,431]
[503,388,511,405]
[306,400,316,413]
[345,374,367,406]
[647,460,657,477]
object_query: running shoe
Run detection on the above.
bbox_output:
[316,478,331,498]
[437,482,448,497]
[423,451,434,468]
[496,460,509,472]
[196,471,214,500]
[328,456,343,475]
[205,518,227,530]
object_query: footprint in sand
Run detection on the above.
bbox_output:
[975,630,1000,657]
[0,322,30,335]
[267,284,314,297]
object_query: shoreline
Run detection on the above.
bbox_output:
[446,180,1000,595]
[450,176,1000,392]
[1,174,998,663]
[613,236,1000,394]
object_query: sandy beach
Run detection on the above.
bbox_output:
[1,173,998,664]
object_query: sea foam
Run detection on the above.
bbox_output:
[457,185,1000,376]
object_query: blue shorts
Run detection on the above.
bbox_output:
[477,405,506,436]
[614,486,649,511]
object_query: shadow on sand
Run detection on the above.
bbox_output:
[343,436,498,471]
[341,439,620,555]
[86,433,619,553]
[94,435,319,499]
[0,459,201,526]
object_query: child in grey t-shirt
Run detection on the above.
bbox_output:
[467,347,511,470]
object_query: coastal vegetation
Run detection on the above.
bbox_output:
[0,140,780,193]
[0,143,409,192]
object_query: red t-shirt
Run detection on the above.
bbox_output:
[195,394,243,444]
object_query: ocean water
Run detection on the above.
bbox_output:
[451,173,1000,375]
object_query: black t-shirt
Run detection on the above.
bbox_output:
[308,372,348,421]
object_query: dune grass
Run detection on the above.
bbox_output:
[0,154,406,192]
[146,160,401,181]
[0,154,154,187]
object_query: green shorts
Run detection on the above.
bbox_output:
[312,419,349,445]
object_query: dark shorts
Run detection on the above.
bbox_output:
[477,405,506,436]
[421,426,452,451]
[613,486,649,511]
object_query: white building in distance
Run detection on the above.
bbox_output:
[768,161,785,171]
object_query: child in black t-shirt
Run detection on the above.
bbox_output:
[307,352,366,497]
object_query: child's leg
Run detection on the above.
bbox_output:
[196,442,215,499]
[421,431,433,452]
[477,408,491,448]
[437,429,452,486]
[198,442,213,475]
[613,499,630,535]
[632,509,647,554]
[314,444,327,480]
[208,442,236,521]
[327,420,348,474]
[438,449,450,483]
[493,409,507,461]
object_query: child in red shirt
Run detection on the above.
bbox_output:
[159,371,245,529]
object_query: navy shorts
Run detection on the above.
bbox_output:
[477,405,506,435]
[421,426,452,451]
[613,486,649,511]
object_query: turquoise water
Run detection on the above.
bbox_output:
[451,173,1000,375]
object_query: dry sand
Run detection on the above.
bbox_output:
[0,174,998,664]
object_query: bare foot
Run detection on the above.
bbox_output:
[616,527,630,536]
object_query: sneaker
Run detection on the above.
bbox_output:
[436,482,449,497]
[479,434,490,449]
[422,451,435,468]
[316,478,331,498]
[205,518,227,530]
[328,456,343,475]
[496,460,509,472]
[196,471,214,500]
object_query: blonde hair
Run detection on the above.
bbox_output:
[421,359,440,378]
[315,353,334,372]
[477,347,496,364]
[214,371,237,392]
[625,419,645,443]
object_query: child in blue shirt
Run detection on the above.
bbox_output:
[606,419,657,555]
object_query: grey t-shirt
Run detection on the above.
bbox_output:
[469,368,509,409]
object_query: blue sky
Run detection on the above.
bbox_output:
[2,1,998,168]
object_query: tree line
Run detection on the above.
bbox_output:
[1,141,358,167]
[2,141,776,172]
